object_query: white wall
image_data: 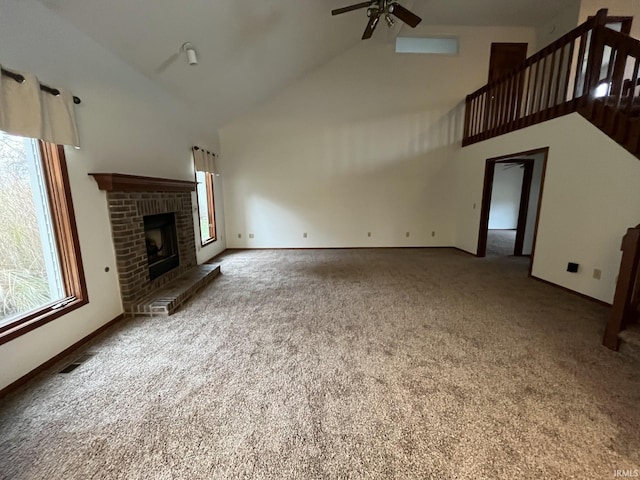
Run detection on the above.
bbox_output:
[220,25,536,249]
[453,113,640,304]
[536,2,581,49]
[0,0,225,390]
[488,164,524,229]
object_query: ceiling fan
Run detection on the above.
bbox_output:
[332,0,422,40]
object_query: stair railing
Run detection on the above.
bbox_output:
[603,225,640,350]
[463,9,610,146]
[581,26,640,153]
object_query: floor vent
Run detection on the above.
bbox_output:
[59,363,81,374]
[59,352,96,374]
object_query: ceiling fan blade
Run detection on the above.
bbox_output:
[390,3,422,28]
[332,1,373,16]
[362,13,380,39]
[155,52,180,74]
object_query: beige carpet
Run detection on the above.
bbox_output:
[486,229,516,256]
[1,248,639,479]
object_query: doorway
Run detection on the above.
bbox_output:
[488,43,528,82]
[477,148,548,272]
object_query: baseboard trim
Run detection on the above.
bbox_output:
[531,275,611,307]
[223,246,457,251]
[0,313,126,400]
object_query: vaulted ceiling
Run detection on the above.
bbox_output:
[39,0,579,131]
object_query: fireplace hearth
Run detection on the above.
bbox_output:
[144,213,179,280]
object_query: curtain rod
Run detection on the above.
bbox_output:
[1,68,81,105]
[193,146,218,157]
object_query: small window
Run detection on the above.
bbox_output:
[395,36,459,55]
[0,131,87,344]
[196,170,216,245]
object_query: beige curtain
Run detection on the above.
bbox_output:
[0,65,80,147]
[192,146,217,173]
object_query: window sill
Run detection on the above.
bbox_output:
[0,296,89,346]
[201,237,217,247]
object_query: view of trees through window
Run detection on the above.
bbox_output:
[196,170,216,244]
[0,131,64,324]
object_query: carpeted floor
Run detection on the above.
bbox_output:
[486,229,516,256]
[1,248,640,479]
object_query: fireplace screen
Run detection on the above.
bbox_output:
[143,213,179,280]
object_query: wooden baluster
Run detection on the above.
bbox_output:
[491,82,500,137]
[463,95,471,142]
[551,44,565,114]
[534,55,548,122]
[529,61,541,122]
[501,74,512,132]
[544,49,558,112]
[480,91,487,138]
[476,90,487,134]
[472,94,479,137]
[473,95,479,137]
[573,32,588,99]
[500,75,509,131]
[523,63,535,122]
[625,57,639,116]
[561,40,575,112]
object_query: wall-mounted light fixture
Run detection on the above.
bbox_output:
[182,42,198,66]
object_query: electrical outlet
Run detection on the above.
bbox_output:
[303,232,307,238]
[367,232,371,237]
[406,232,410,238]
[237,233,242,239]
[249,233,254,239]
[432,231,436,237]
[593,268,602,280]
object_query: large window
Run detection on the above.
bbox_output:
[196,170,216,245]
[0,131,87,344]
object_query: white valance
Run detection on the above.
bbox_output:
[193,146,217,173]
[0,65,80,147]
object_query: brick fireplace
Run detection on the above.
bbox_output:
[90,173,218,316]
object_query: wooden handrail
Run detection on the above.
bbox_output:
[463,9,610,146]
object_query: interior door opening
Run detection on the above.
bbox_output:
[477,148,548,273]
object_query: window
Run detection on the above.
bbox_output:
[196,170,216,245]
[395,36,459,55]
[0,131,87,344]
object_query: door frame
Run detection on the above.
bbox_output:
[477,147,549,274]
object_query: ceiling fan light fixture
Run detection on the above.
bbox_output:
[385,14,394,27]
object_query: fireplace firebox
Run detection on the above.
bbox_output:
[144,213,179,280]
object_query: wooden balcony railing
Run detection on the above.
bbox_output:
[462,8,640,150]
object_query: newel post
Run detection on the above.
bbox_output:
[603,225,640,350]
[584,8,609,99]
[463,94,472,145]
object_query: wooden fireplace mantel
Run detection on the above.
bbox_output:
[89,173,196,192]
